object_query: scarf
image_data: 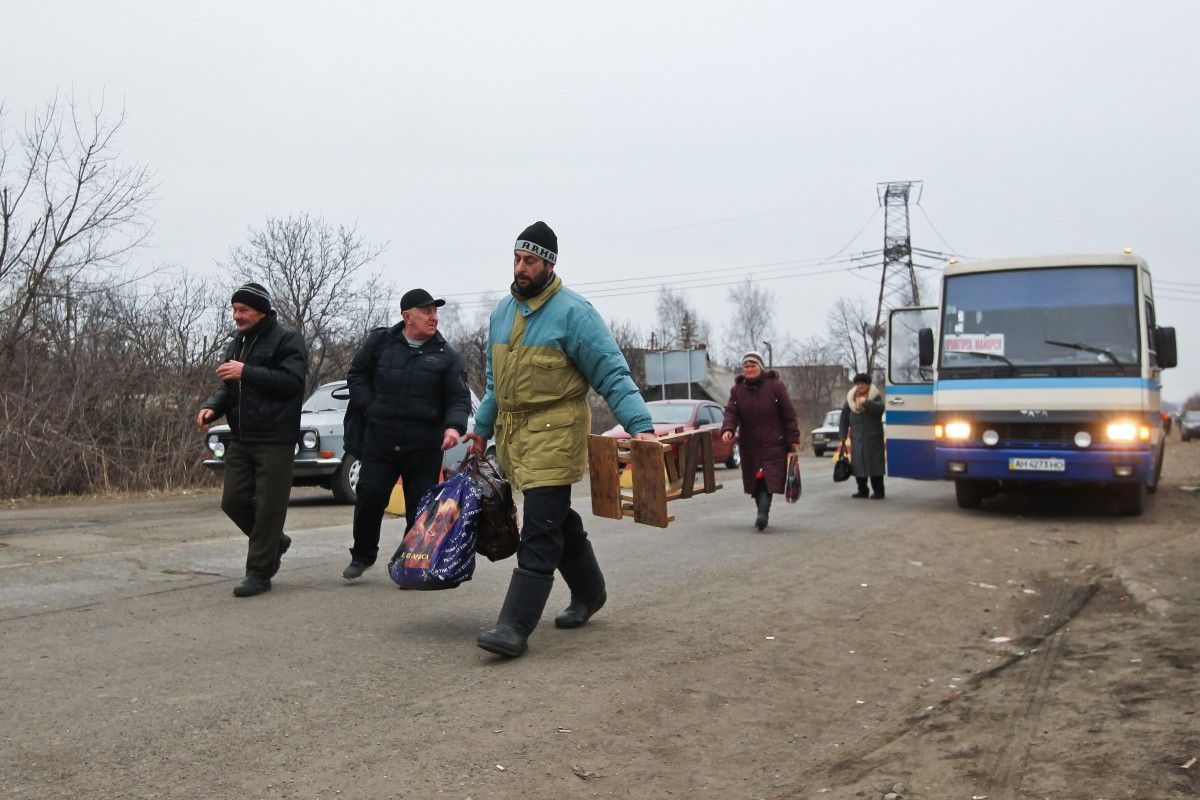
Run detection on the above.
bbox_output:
[846,383,880,413]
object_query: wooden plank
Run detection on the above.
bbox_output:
[587,434,622,520]
[654,430,697,446]
[700,430,717,493]
[679,432,702,498]
[629,438,670,528]
[621,507,674,524]
[663,447,680,483]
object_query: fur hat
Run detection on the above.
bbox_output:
[231,282,271,314]
[515,221,557,264]
[852,372,872,385]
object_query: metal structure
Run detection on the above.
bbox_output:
[871,180,923,370]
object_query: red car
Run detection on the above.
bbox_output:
[602,399,740,468]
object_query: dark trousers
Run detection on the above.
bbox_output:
[351,449,443,565]
[221,441,295,578]
[855,476,885,495]
[517,485,590,576]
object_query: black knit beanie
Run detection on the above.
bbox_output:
[514,221,557,264]
[231,282,272,314]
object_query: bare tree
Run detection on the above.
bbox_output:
[724,277,776,365]
[825,295,882,377]
[0,97,155,369]
[654,287,710,351]
[223,214,388,391]
[778,334,848,429]
[439,294,497,398]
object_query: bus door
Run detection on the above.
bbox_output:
[886,306,938,479]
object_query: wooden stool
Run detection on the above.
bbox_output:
[587,429,722,528]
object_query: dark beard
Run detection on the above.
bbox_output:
[511,270,553,298]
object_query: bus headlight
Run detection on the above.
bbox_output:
[1106,422,1137,442]
[943,421,972,440]
[1074,431,1092,448]
[301,430,319,450]
[981,429,999,446]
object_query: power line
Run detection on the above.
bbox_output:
[391,192,869,268]
[915,202,971,258]
[434,206,888,305]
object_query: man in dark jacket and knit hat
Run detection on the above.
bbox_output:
[196,282,308,597]
[341,288,472,580]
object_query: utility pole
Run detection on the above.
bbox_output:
[871,180,923,374]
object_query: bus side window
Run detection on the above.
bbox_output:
[1145,299,1157,366]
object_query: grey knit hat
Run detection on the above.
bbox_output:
[231,282,272,314]
[741,351,765,369]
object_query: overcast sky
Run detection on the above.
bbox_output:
[5,1,1199,400]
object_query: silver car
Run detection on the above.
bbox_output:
[202,380,493,504]
[810,409,842,457]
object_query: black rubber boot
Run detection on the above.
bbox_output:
[852,477,870,498]
[754,491,772,530]
[477,568,554,657]
[555,541,607,629]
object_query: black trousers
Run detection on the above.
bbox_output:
[517,485,591,576]
[221,441,295,578]
[855,475,885,494]
[351,449,443,565]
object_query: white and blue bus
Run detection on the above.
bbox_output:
[885,252,1177,515]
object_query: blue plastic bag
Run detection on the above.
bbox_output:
[389,465,480,590]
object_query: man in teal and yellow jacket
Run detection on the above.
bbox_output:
[465,221,656,658]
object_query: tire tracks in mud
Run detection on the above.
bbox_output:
[777,515,1198,799]
[776,529,1115,799]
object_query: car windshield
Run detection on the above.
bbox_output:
[940,266,1139,374]
[823,411,840,427]
[302,384,349,413]
[650,404,696,424]
[1185,411,1200,422]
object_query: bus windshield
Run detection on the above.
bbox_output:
[940,266,1139,375]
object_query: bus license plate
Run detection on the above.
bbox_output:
[1008,457,1066,472]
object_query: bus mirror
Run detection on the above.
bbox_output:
[918,327,935,367]
[1155,326,1177,368]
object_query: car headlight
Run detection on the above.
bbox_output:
[301,430,319,450]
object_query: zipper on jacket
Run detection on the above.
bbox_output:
[235,334,258,440]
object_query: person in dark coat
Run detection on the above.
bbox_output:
[839,372,886,499]
[196,282,308,597]
[720,351,801,530]
[341,288,472,580]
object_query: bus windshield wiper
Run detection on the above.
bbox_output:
[1044,340,1124,369]
[956,350,1015,369]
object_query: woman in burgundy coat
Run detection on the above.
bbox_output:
[720,351,801,530]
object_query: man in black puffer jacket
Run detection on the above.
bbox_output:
[341,288,471,580]
[196,282,308,597]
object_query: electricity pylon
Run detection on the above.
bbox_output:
[869,180,923,372]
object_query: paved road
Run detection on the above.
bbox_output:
[2,451,1197,799]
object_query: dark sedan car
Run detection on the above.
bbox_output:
[1181,410,1200,442]
[601,399,739,468]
